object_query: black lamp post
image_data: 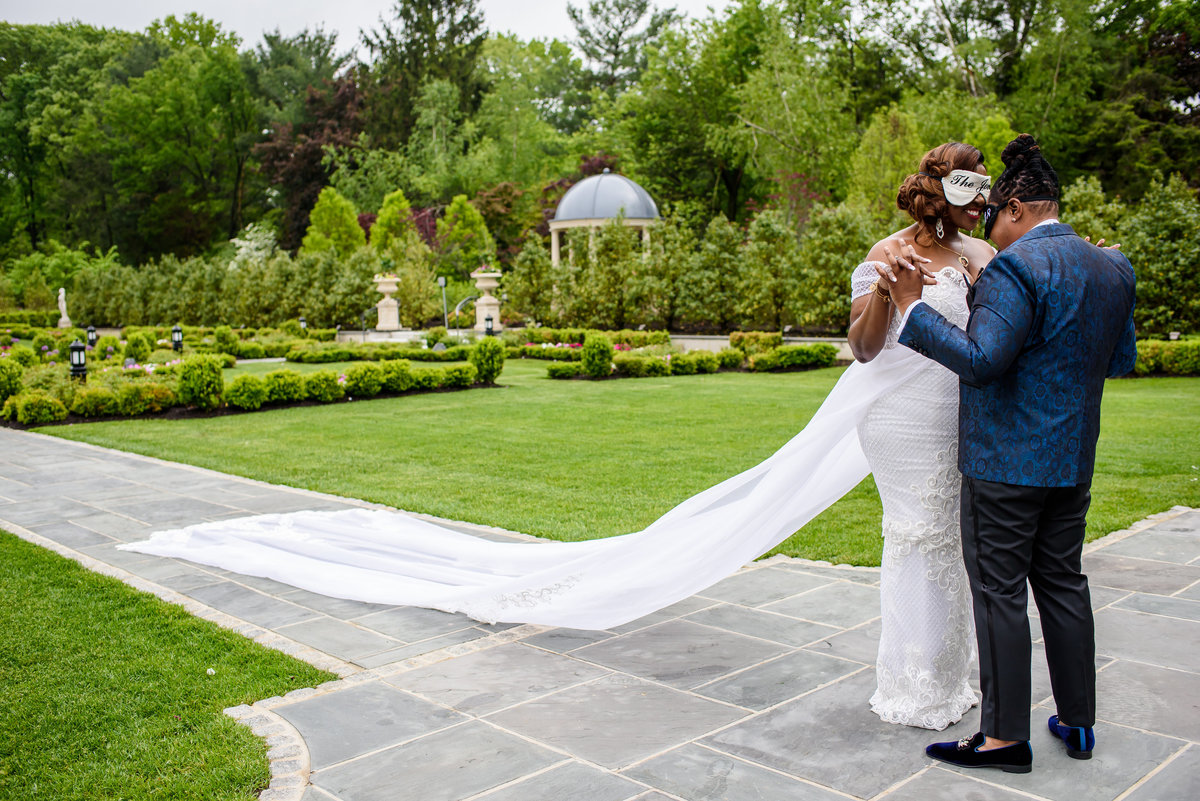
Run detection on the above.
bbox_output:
[171,324,183,352]
[437,276,448,329]
[485,315,494,337]
[86,325,97,348]
[69,340,87,381]
[299,316,307,334]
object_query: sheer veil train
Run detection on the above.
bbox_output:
[120,346,928,630]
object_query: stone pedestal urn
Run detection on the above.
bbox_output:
[470,266,503,333]
[373,273,402,331]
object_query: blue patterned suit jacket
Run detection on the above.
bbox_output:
[898,223,1137,487]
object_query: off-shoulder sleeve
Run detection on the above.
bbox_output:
[851,262,885,300]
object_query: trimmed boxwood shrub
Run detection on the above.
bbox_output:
[70,386,118,417]
[226,374,269,410]
[441,364,478,388]
[581,335,614,378]
[3,390,68,425]
[508,345,581,361]
[178,355,225,410]
[264,369,305,403]
[124,332,153,364]
[380,359,415,392]
[7,346,38,367]
[669,352,698,375]
[214,325,239,355]
[115,382,176,415]
[614,353,670,377]
[1160,340,1200,375]
[303,370,345,402]
[410,368,443,390]
[749,343,839,372]
[94,335,122,360]
[729,331,783,356]
[0,360,22,405]
[470,338,506,384]
[691,351,720,373]
[546,362,583,379]
[717,348,744,369]
[344,363,385,397]
[236,341,267,360]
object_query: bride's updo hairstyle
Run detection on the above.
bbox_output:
[990,133,1059,213]
[896,142,984,246]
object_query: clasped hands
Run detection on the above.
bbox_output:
[876,240,937,312]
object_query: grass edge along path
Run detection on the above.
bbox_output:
[37,363,1200,566]
[0,530,336,801]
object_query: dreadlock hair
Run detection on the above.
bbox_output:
[992,134,1060,216]
[896,142,984,247]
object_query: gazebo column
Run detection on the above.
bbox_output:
[551,228,561,268]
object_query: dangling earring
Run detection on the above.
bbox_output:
[935,218,945,239]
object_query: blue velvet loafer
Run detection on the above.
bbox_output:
[1048,715,1095,759]
[926,732,1033,773]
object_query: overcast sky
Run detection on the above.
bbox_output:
[4,1,731,57]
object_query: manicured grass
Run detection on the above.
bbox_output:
[0,531,335,800]
[223,358,450,378]
[41,360,1200,566]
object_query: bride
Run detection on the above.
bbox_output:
[121,144,990,730]
[849,142,995,729]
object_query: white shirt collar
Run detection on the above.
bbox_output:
[1031,218,1060,229]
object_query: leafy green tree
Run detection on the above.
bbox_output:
[435,194,496,279]
[506,236,555,324]
[633,215,694,330]
[794,202,881,332]
[361,0,487,148]
[738,209,800,330]
[684,215,745,332]
[301,187,366,257]
[1118,174,1200,334]
[568,0,676,96]
[247,28,349,128]
[733,23,856,200]
[1060,176,1125,246]
[256,76,364,251]
[370,188,417,251]
[20,267,54,310]
[846,106,926,226]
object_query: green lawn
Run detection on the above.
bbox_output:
[41,359,1200,566]
[0,531,335,800]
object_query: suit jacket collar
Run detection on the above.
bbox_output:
[1012,222,1076,245]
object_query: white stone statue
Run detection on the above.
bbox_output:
[57,287,71,328]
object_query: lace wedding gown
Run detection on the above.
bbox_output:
[851,263,978,730]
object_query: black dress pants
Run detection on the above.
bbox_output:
[961,475,1096,741]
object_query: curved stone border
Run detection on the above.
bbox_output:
[1083,504,1195,554]
[223,704,310,801]
[3,522,359,678]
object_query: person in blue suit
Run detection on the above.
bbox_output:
[884,134,1137,773]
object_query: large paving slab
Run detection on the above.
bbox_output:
[1,427,1197,801]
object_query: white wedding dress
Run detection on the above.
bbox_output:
[120,268,974,730]
[851,263,978,730]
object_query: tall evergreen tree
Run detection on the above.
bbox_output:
[361,0,487,148]
[567,0,676,96]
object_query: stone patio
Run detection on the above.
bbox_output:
[1,427,1196,801]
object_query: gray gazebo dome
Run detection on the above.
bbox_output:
[547,169,659,267]
[552,169,659,222]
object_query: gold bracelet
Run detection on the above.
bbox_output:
[870,280,891,303]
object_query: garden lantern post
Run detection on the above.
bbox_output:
[299,316,307,333]
[485,315,494,337]
[171,325,183,352]
[438,276,448,329]
[86,325,97,348]
[69,340,86,381]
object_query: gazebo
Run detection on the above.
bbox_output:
[548,169,660,267]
